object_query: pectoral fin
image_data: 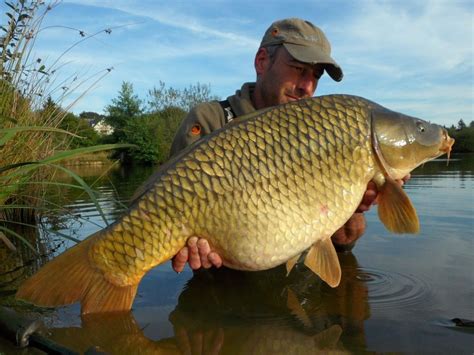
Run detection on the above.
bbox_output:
[377,175,419,234]
[286,253,300,275]
[304,238,341,288]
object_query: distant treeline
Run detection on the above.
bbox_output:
[446,119,474,153]
[60,86,474,163]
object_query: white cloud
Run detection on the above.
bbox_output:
[63,0,258,47]
[336,1,473,75]
[323,1,473,125]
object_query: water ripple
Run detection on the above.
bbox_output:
[356,267,432,310]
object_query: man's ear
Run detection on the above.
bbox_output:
[254,47,271,76]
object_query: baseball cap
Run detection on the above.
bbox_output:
[260,18,343,82]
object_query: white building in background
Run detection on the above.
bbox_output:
[91,119,114,135]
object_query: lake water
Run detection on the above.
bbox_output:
[1,154,473,354]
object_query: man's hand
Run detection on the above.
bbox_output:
[331,213,366,250]
[356,181,378,212]
[172,237,222,273]
[356,174,411,212]
[331,180,379,250]
[333,174,411,250]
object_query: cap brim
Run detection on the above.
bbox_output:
[284,43,343,82]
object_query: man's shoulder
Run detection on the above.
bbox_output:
[190,81,254,118]
[169,100,225,158]
[184,100,226,130]
[228,82,256,116]
[189,100,222,117]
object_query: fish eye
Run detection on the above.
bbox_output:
[416,122,425,133]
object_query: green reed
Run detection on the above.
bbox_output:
[0,0,130,250]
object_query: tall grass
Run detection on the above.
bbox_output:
[0,0,129,251]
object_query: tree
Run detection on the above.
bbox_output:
[79,111,105,124]
[147,81,220,112]
[457,119,466,130]
[60,112,100,147]
[154,106,187,160]
[105,82,143,142]
[121,107,187,164]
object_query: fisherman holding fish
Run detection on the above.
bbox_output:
[170,18,406,273]
[18,16,453,315]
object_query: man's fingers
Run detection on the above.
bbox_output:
[172,248,188,273]
[190,331,204,355]
[396,174,411,187]
[367,180,377,190]
[208,252,223,268]
[187,236,201,270]
[364,190,377,204]
[197,238,212,269]
[172,237,222,271]
[355,181,379,213]
[175,326,192,355]
[203,328,224,355]
[356,204,369,213]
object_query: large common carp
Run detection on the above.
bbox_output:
[16,95,454,314]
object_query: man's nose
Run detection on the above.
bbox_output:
[297,73,316,96]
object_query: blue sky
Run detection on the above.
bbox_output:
[4,0,472,127]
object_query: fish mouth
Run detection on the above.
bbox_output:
[440,128,455,162]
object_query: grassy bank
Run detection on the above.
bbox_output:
[61,151,115,166]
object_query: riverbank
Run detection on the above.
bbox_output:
[61,151,115,166]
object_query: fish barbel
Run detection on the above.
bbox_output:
[16,95,454,314]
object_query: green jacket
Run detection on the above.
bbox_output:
[169,83,256,157]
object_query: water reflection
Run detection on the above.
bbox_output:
[0,225,58,302]
[48,253,368,354]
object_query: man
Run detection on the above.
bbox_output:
[169,18,402,272]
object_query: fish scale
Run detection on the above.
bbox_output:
[17,94,453,313]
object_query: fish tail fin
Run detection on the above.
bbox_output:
[377,176,419,234]
[16,235,139,314]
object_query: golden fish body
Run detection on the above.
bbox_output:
[93,95,375,281]
[16,95,454,313]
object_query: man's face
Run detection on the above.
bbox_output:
[255,47,324,109]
